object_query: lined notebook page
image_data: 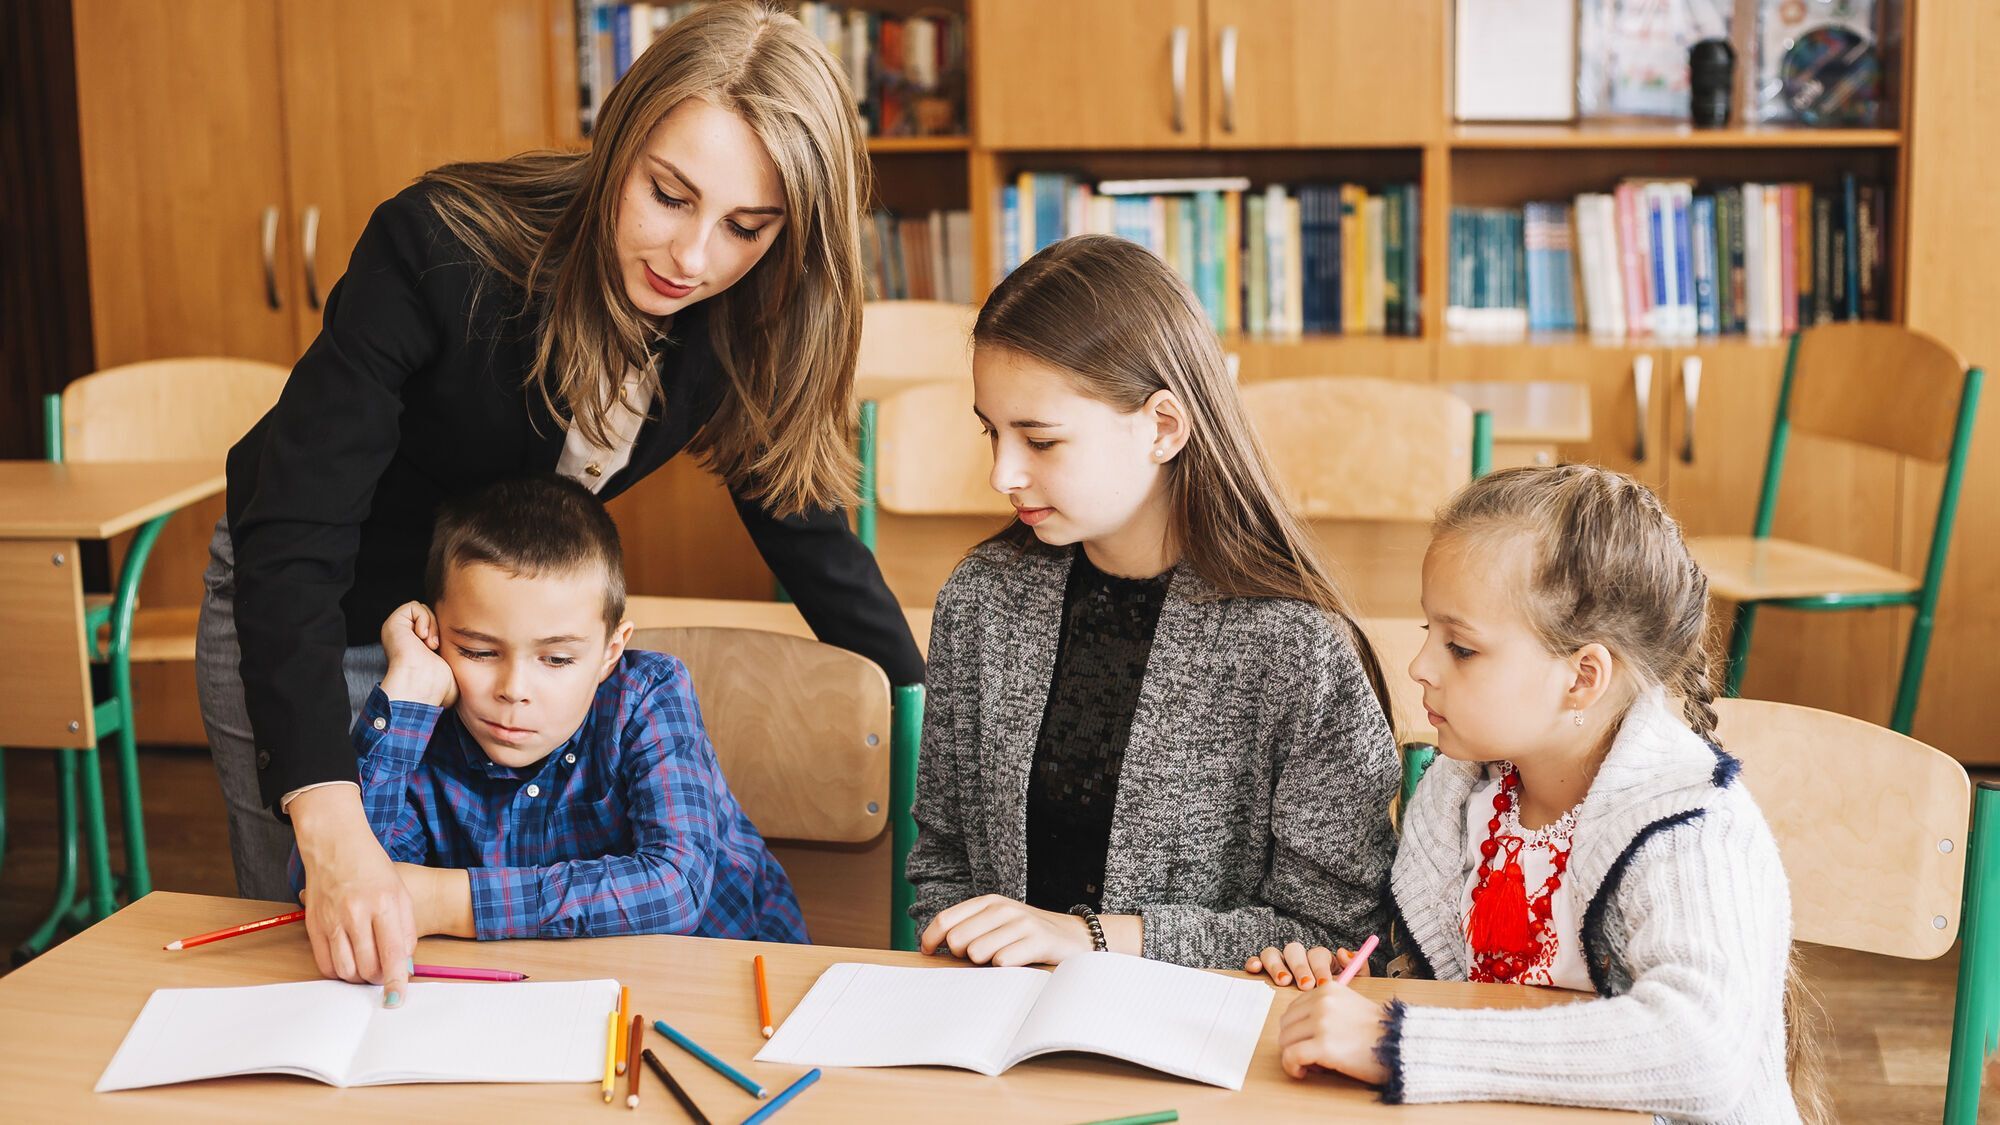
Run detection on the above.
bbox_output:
[97,981,375,1092]
[1007,953,1273,1090]
[755,963,1047,1074]
[348,979,620,1084]
[96,978,620,1092]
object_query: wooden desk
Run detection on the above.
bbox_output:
[0,461,226,748]
[1445,381,1592,470]
[0,893,1640,1122]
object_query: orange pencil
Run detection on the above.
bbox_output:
[625,1013,644,1109]
[754,954,773,1038]
[615,985,631,1075]
[164,909,305,951]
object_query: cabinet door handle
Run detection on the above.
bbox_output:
[302,205,322,311]
[1631,353,1653,463]
[1219,26,1238,134]
[1679,354,1703,463]
[1170,26,1189,134]
[260,205,281,310]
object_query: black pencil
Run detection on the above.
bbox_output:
[641,1047,713,1125]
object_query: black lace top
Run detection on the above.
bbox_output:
[1023,548,1173,911]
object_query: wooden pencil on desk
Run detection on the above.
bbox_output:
[626,1013,644,1108]
[601,1008,619,1103]
[163,909,304,951]
[754,954,773,1038]
[641,1048,712,1125]
[616,984,631,1075]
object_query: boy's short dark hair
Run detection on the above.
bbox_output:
[425,475,627,636]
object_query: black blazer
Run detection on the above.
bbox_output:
[227,181,923,810]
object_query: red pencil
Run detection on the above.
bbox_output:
[164,909,305,951]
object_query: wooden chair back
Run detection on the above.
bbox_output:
[61,358,289,463]
[628,626,891,846]
[875,378,1011,516]
[1713,697,1970,959]
[856,300,976,401]
[1241,376,1474,522]
[1789,323,1970,462]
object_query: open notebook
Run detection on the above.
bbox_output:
[754,953,1273,1090]
[97,978,619,1092]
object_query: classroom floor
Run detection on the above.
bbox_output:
[0,745,1992,1122]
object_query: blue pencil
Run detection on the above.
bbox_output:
[737,1068,820,1125]
[653,1019,767,1099]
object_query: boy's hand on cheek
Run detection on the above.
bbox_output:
[379,601,459,708]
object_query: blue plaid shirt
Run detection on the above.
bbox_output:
[290,650,807,942]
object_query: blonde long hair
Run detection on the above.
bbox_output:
[1431,464,1829,1124]
[973,234,1392,722]
[421,0,869,516]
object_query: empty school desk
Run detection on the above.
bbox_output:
[0,460,226,951]
[1445,381,1593,469]
[2,893,1643,1122]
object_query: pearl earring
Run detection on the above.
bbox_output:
[1572,710,1585,727]
[1153,446,1167,460]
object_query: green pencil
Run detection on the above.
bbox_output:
[1071,1112,1178,1125]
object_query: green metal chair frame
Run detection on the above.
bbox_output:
[1949,779,1999,1124]
[1722,332,1985,735]
[8,395,169,960]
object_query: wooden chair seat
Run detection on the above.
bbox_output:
[1689,535,1921,602]
[83,600,200,663]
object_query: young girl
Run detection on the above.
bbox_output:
[1271,465,1824,1123]
[905,234,1401,970]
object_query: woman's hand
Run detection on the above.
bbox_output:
[378,601,458,708]
[290,785,415,1007]
[1277,984,1392,1083]
[1247,943,1371,989]
[919,895,1096,967]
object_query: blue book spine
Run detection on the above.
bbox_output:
[1033,175,1068,253]
[1195,190,1223,331]
[1842,173,1862,319]
[1672,191,1695,337]
[613,5,632,78]
[1001,185,1020,273]
[1403,184,1421,335]
[1648,195,1669,331]
[1296,188,1318,333]
[1325,187,1344,334]
[1692,195,1719,335]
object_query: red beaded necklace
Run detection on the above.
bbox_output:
[1465,764,1572,983]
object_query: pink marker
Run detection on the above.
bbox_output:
[412,964,529,982]
[1334,934,1379,987]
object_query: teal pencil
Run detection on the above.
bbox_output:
[653,1019,768,1099]
[737,1068,820,1125]
[1071,1113,1178,1125]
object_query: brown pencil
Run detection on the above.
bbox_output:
[754,954,773,1038]
[625,1013,644,1108]
[642,1048,712,1125]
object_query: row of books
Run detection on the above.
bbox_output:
[863,210,975,305]
[575,2,966,138]
[1447,175,1891,340]
[999,175,1424,337]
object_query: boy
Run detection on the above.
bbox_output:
[290,476,806,952]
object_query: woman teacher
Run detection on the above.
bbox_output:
[195,2,920,1001]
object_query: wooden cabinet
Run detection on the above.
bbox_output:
[972,0,1203,150]
[276,0,556,344]
[1203,0,1438,147]
[67,0,564,744]
[70,0,300,368]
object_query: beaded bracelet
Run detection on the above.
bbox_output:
[1068,904,1108,952]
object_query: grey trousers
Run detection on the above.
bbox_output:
[194,518,387,902]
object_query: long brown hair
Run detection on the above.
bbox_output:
[420,0,870,516]
[973,234,1392,722]
[1430,464,1829,1123]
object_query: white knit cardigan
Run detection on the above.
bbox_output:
[1381,689,1803,1125]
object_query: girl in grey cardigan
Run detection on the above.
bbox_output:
[1277,465,1823,1125]
[906,235,1401,970]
